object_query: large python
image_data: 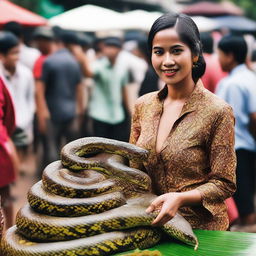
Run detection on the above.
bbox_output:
[1,137,198,255]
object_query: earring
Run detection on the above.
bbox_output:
[193,62,198,68]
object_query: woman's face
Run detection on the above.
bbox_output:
[151,27,194,87]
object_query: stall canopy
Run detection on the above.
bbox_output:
[0,0,47,26]
[117,10,163,31]
[49,5,123,32]
[213,16,256,33]
[182,1,243,17]
[49,5,162,32]
[49,5,164,32]
[49,4,217,32]
[191,16,218,32]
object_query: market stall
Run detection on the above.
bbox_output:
[0,0,47,27]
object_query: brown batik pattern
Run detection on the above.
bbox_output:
[129,81,236,230]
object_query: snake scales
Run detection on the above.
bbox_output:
[1,137,198,255]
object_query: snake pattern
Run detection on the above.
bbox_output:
[0,206,3,241]
[1,137,199,255]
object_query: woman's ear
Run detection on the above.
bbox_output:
[192,56,199,64]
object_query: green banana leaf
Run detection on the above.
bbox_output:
[115,230,256,256]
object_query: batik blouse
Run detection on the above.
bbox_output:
[129,81,236,230]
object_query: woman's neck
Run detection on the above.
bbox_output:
[166,81,195,102]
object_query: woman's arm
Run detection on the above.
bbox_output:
[129,100,142,145]
[129,99,144,170]
[146,190,202,226]
[196,105,236,216]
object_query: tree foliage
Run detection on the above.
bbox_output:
[231,0,256,20]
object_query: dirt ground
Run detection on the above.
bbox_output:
[11,149,38,224]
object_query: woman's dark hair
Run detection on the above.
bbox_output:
[148,12,206,83]
[218,35,247,64]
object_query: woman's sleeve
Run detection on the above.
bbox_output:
[196,105,237,215]
[129,100,143,169]
[129,101,141,145]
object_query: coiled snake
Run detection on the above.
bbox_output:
[1,137,198,255]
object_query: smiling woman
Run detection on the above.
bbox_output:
[129,12,236,231]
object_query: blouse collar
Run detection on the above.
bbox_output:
[157,79,205,116]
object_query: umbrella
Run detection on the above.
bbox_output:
[0,0,47,26]
[182,1,243,17]
[212,15,256,32]
[49,5,123,32]
[49,4,220,33]
[117,10,163,31]
[119,12,218,32]
[49,5,164,32]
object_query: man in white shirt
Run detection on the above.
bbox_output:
[0,31,35,157]
[3,21,40,71]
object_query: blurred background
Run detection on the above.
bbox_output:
[0,0,256,231]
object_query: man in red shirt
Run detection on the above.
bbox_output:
[33,26,56,80]
[201,32,227,93]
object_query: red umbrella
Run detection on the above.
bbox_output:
[182,1,243,17]
[0,0,47,27]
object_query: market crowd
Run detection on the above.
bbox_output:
[0,20,256,233]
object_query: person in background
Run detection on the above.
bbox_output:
[32,26,56,162]
[120,38,148,113]
[88,37,133,142]
[0,31,35,171]
[3,21,40,71]
[36,30,83,175]
[249,49,256,73]
[135,36,162,97]
[0,75,18,229]
[33,26,56,81]
[216,35,256,232]
[200,32,226,93]
[73,33,95,137]
[130,13,236,230]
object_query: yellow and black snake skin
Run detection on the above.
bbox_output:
[1,137,199,256]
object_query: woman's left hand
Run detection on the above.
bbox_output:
[146,192,184,226]
[146,190,202,226]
